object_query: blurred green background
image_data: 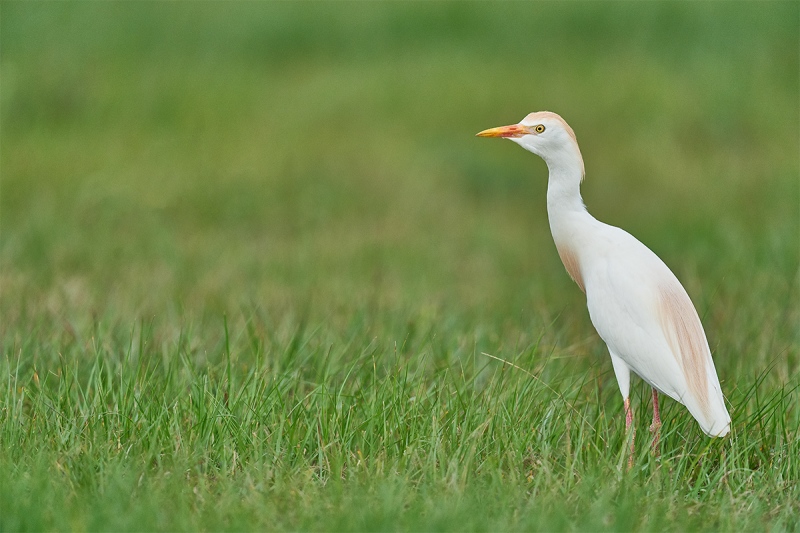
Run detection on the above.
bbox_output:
[2,2,797,323]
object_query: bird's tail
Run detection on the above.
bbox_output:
[689,367,731,437]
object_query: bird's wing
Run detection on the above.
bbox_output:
[586,243,688,399]
[584,226,729,435]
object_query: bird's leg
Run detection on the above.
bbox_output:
[649,388,662,456]
[624,397,635,469]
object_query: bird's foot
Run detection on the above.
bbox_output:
[649,389,662,457]
[649,420,662,456]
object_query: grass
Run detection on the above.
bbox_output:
[1,2,799,531]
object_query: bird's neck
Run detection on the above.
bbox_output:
[544,157,597,292]
[545,159,589,221]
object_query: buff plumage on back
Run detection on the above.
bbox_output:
[658,282,711,420]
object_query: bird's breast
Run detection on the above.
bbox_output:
[555,243,585,293]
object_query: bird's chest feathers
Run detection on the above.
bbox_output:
[555,242,585,293]
[548,210,594,294]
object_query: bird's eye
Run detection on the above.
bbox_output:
[534,125,545,133]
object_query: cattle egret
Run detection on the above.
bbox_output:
[477,112,731,460]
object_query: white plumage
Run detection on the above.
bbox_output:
[477,112,731,451]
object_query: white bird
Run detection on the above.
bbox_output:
[477,112,731,459]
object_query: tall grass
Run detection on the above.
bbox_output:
[2,2,798,531]
[2,311,798,530]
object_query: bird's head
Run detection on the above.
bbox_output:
[477,111,585,179]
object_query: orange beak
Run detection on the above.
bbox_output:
[475,124,531,138]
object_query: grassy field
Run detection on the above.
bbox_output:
[2,3,799,531]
